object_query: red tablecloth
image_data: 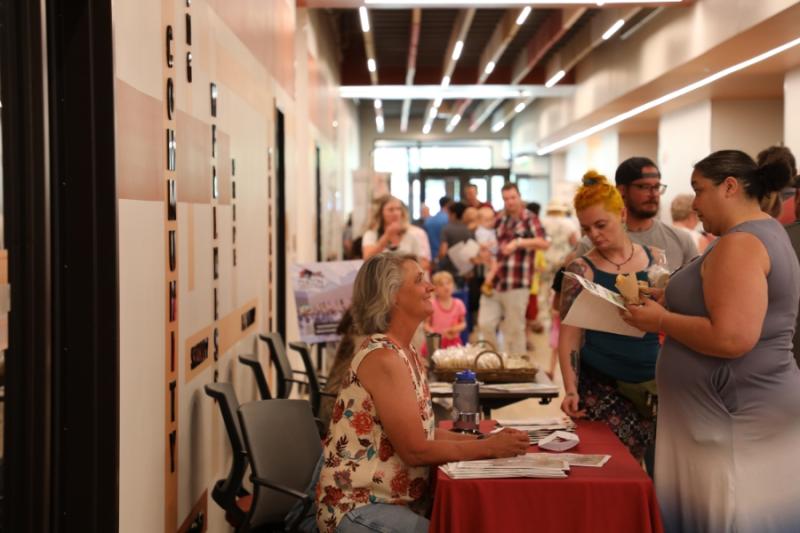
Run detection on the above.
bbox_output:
[430,421,663,533]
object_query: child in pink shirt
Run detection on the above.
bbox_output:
[425,271,466,349]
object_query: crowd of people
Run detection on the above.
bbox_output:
[314,145,800,533]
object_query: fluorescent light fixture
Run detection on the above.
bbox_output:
[514,102,527,113]
[516,6,532,25]
[452,40,464,61]
[545,69,566,88]
[433,96,443,108]
[602,19,625,40]
[441,75,451,87]
[491,121,505,132]
[484,61,496,75]
[537,36,800,155]
[422,123,432,135]
[366,0,684,5]
[428,107,439,119]
[374,99,382,109]
[367,58,376,72]
[449,114,461,128]
[375,114,384,133]
[339,84,575,100]
[359,7,370,33]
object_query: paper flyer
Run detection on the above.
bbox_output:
[561,271,645,338]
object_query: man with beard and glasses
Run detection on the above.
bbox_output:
[573,158,697,272]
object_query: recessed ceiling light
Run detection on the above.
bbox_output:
[332,120,338,128]
[484,61,496,75]
[545,70,566,88]
[375,114,384,133]
[367,58,376,72]
[359,7,370,33]
[602,19,625,40]
[516,6,532,25]
[537,35,800,155]
[491,121,505,132]
[452,40,464,61]
[374,99,382,109]
[422,123,432,134]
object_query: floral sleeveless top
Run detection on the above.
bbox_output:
[315,334,435,533]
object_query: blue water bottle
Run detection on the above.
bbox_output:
[452,370,480,434]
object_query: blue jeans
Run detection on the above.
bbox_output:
[337,504,430,533]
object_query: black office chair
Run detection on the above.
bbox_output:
[258,333,309,399]
[237,399,322,532]
[238,353,272,400]
[204,383,252,528]
[288,341,335,418]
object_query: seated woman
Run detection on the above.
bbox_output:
[316,252,529,533]
[558,171,666,469]
[624,150,800,532]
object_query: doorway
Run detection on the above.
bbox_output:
[411,168,511,216]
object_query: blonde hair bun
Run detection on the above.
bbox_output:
[582,170,609,187]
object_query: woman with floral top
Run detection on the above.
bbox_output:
[316,252,529,533]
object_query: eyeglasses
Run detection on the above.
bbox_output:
[629,183,668,194]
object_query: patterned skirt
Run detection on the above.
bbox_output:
[578,364,656,463]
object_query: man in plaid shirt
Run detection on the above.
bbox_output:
[478,183,549,354]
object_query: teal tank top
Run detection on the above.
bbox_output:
[580,247,660,383]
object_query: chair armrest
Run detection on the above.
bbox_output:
[251,475,308,501]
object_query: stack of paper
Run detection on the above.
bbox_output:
[480,382,560,394]
[441,453,569,479]
[495,416,577,444]
[528,452,610,468]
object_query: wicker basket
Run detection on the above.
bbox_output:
[432,349,539,383]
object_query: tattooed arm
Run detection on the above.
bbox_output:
[558,258,589,418]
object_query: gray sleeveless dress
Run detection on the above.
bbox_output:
[656,218,800,532]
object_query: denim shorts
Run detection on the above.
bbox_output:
[337,503,430,533]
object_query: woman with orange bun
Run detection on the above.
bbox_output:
[558,171,667,472]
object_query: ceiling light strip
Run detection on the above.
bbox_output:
[545,69,566,88]
[516,6,532,25]
[452,40,464,61]
[602,19,625,40]
[359,6,370,33]
[537,36,800,155]
[365,0,684,5]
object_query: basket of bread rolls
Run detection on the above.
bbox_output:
[431,341,539,383]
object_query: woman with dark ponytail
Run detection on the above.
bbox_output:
[624,150,800,532]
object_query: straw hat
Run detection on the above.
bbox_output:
[545,199,570,214]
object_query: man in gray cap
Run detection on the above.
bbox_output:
[573,157,697,271]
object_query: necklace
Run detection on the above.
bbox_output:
[596,241,635,271]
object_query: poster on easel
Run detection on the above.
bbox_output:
[291,260,362,344]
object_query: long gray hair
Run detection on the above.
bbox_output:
[351,252,417,335]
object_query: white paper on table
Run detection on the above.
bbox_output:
[562,272,645,337]
[447,239,481,275]
[538,430,580,452]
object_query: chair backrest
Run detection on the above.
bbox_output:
[288,341,322,416]
[238,399,322,529]
[238,353,272,400]
[258,332,294,398]
[204,382,249,522]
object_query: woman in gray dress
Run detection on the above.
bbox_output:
[624,150,800,532]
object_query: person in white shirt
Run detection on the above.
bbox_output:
[362,195,431,271]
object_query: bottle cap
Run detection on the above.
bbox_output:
[454,369,477,383]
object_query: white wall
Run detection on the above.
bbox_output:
[618,131,658,165]
[784,66,800,158]
[658,100,712,221]
[710,99,783,158]
[564,131,619,184]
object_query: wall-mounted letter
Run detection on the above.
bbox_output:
[186,51,193,83]
[166,78,175,120]
[185,13,192,45]
[210,83,217,117]
[166,129,176,171]
[167,179,177,220]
